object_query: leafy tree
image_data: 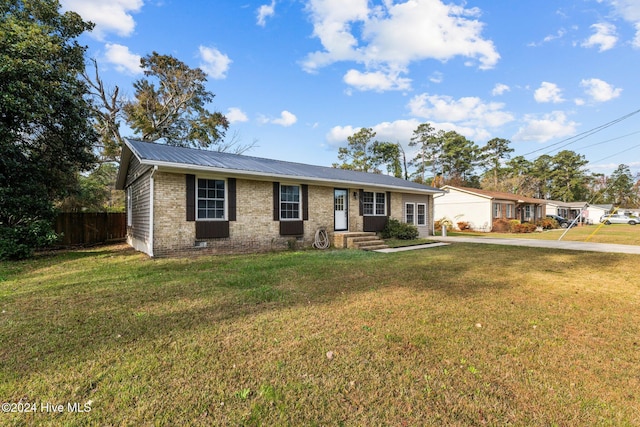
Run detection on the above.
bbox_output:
[480,138,513,189]
[123,52,230,149]
[371,141,404,178]
[549,150,589,202]
[605,164,637,207]
[530,154,553,199]
[584,173,607,203]
[0,0,96,259]
[409,123,439,183]
[439,131,479,186]
[334,128,380,173]
[58,164,124,212]
[500,156,538,196]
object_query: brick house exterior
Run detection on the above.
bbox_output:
[116,139,443,257]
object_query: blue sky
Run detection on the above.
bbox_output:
[61,0,640,177]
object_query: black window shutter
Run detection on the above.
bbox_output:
[302,184,309,221]
[359,189,364,216]
[228,178,236,221]
[186,174,196,221]
[386,192,391,216]
[273,182,280,221]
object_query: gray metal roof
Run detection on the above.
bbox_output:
[119,139,442,194]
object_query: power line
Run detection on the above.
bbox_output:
[520,107,640,158]
[589,141,640,164]
[581,130,640,150]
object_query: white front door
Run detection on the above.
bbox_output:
[334,189,348,231]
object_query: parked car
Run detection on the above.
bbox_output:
[546,214,572,228]
[599,214,638,225]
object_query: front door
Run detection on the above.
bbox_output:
[334,189,348,231]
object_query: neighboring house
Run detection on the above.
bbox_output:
[116,139,443,257]
[434,186,546,232]
[545,201,612,224]
[545,200,587,222]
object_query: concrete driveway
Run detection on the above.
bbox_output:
[429,236,640,255]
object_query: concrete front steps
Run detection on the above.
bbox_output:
[333,232,389,251]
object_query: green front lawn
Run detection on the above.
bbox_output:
[442,223,640,246]
[1,244,639,425]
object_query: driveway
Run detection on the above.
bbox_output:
[429,236,640,255]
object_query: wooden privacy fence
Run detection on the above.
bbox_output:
[54,212,126,246]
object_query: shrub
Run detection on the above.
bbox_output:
[382,218,419,240]
[492,219,510,232]
[0,220,58,260]
[457,221,471,231]
[508,220,522,233]
[509,222,537,233]
[537,218,558,229]
[435,217,453,232]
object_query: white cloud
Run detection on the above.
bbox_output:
[528,29,567,47]
[582,22,618,51]
[534,82,565,103]
[605,0,640,21]
[302,0,499,91]
[325,120,419,149]
[267,110,297,127]
[408,93,514,129]
[325,119,490,153]
[601,0,640,47]
[198,46,232,79]
[580,78,622,102]
[60,0,143,40]
[343,69,411,92]
[226,107,248,123]
[492,83,510,96]
[104,43,142,74]
[513,111,578,143]
[257,0,276,27]
[429,72,444,84]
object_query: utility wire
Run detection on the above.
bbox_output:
[520,108,640,158]
[589,141,640,164]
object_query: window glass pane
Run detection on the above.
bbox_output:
[280,185,300,219]
[375,193,386,215]
[362,192,374,215]
[417,204,426,226]
[197,178,225,220]
[406,204,414,224]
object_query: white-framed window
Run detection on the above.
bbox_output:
[506,204,514,218]
[417,203,427,226]
[524,205,532,220]
[197,178,226,220]
[405,203,415,224]
[363,191,386,216]
[280,184,301,220]
[493,203,502,218]
[126,187,132,226]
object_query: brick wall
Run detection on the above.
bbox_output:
[147,171,433,257]
[151,174,339,257]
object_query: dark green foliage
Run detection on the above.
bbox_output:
[0,219,57,260]
[58,163,124,212]
[123,52,229,148]
[381,218,419,240]
[0,0,96,259]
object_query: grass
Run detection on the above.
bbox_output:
[1,243,640,425]
[442,223,640,246]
